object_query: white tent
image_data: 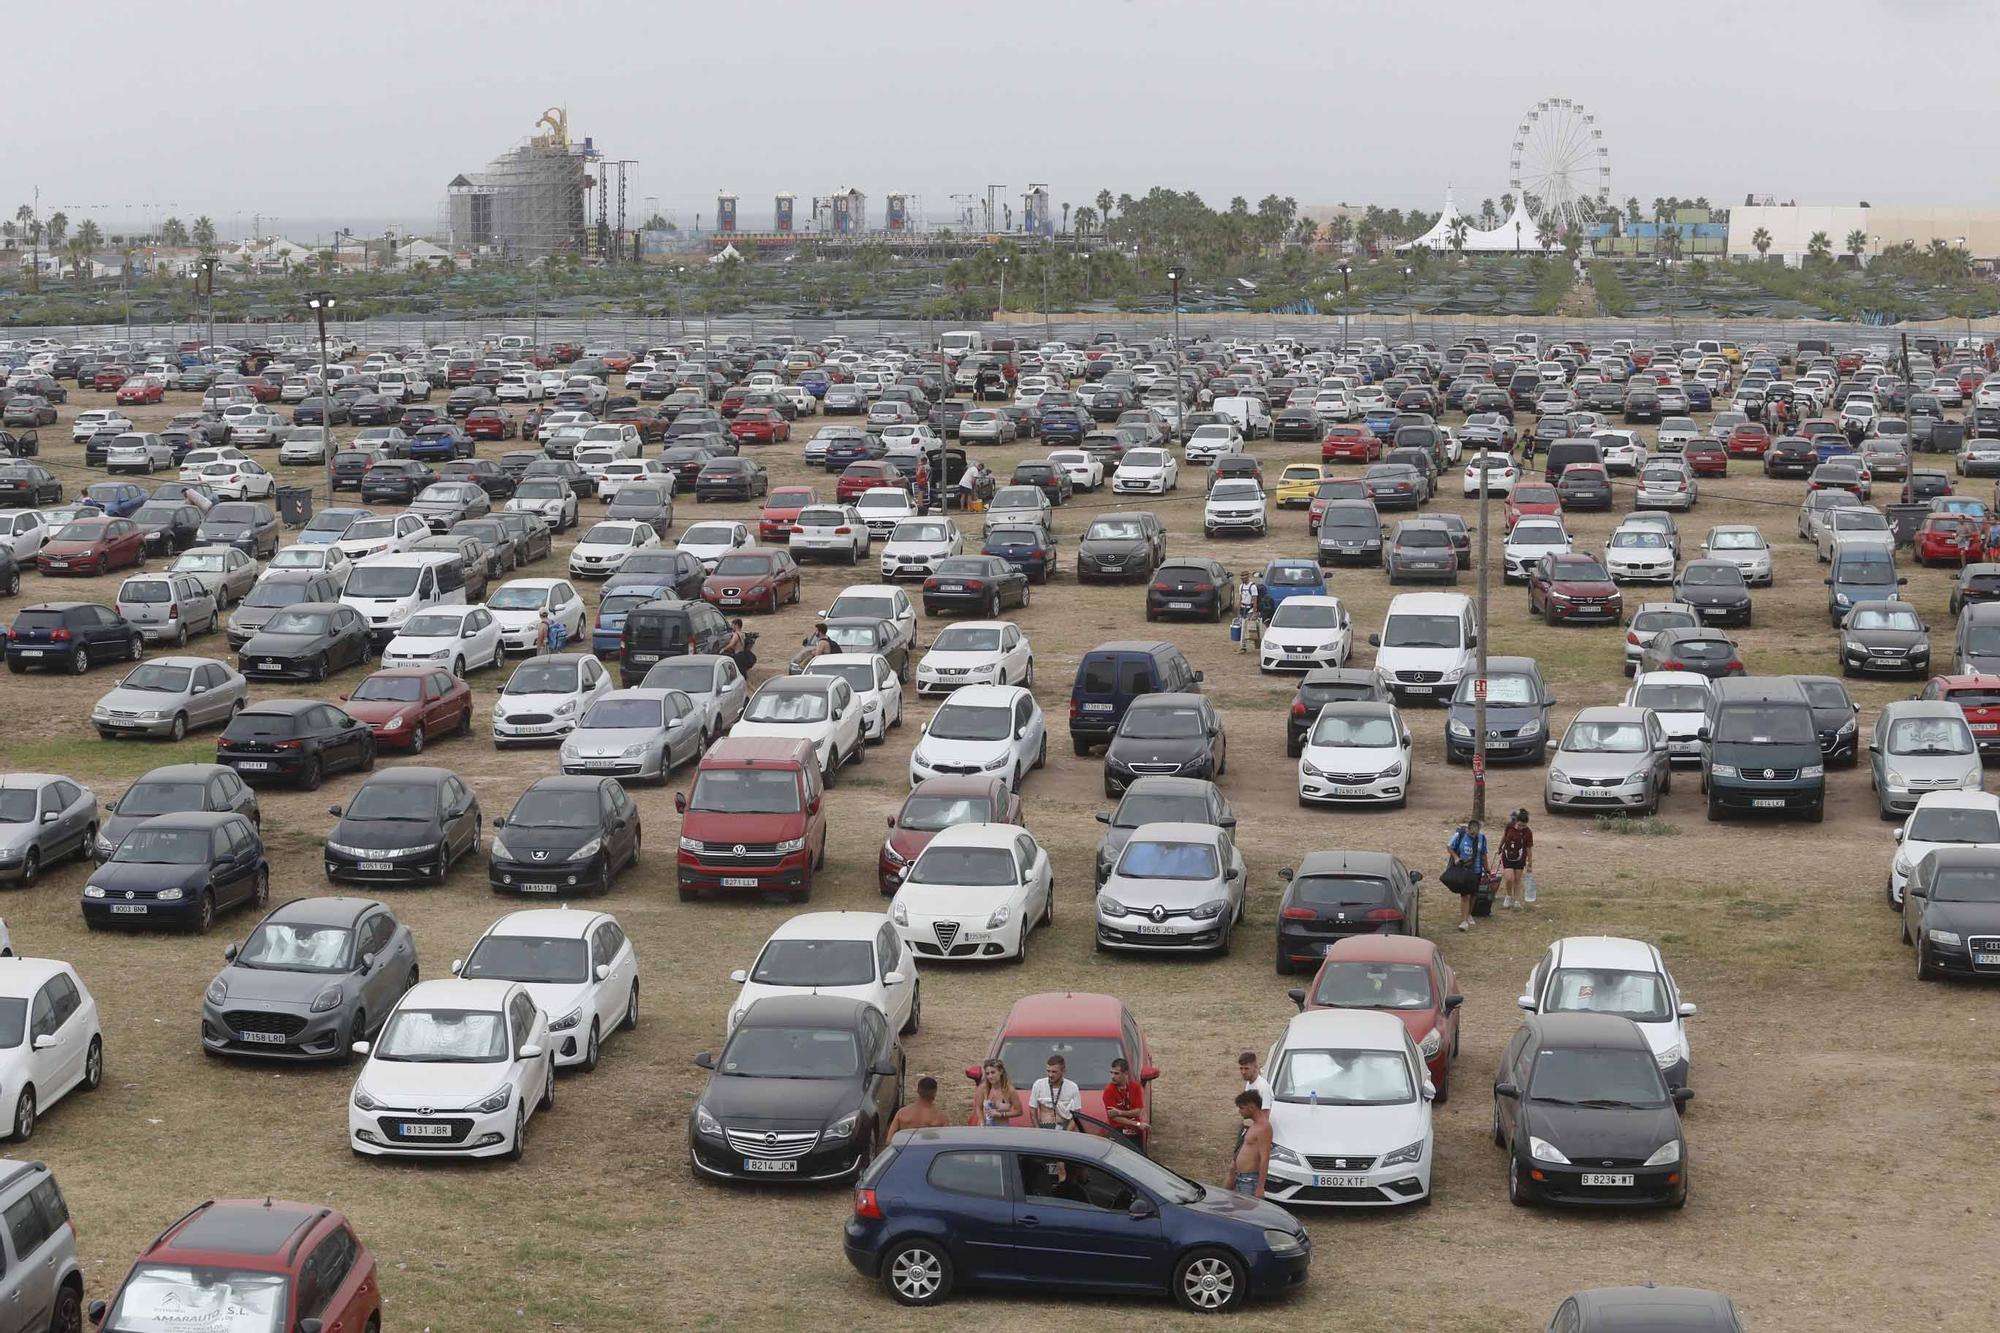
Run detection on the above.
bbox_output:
[1397,192,1553,254]
[707,243,741,265]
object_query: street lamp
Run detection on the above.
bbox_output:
[1402,265,1414,337]
[998,254,1010,317]
[307,291,336,504]
[1166,267,1184,442]
[1337,261,1352,350]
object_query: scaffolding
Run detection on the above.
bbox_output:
[444,109,600,261]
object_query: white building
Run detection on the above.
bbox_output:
[1728,205,2000,266]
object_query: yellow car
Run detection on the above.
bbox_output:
[1274,463,1330,508]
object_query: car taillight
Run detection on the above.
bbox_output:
[49,628,70,642]
[274,740,303,750]
[1726,659,1744,671]
[1365,907,1404,922]
[853,1187,883,1219]
[1280,906,1318,921]
[1660,659,1684,670]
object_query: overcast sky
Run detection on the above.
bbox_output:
[14,0,2000,241]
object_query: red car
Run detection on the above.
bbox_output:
[836,460,901,503]
[603,351,634,373]
[963,992,1158,1150]
[701,549,801,613]
[718,387,751,418]
[94,1198,379,1333]
[36,516,145,576]
[1921,674,2000,755]
[675,736,827,898]
[1960,368,1986,398]
[1724,423,1770,458]
[1297,935,1461,1099]
[1684,440,1729,477]
[245,376,283,403]
[880,775,1023,894]
[1914,514,1980,566]
[116,377,164,406]
[338,666,474,751]
[1528,551,1622,624]
[92,366,131,392]
[730,408,791,444]
[464,407,517,441]
[1504,481,1562,528]
[1321,424,1380,463]
[759,485,820,541]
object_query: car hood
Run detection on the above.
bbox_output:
[1302,742,1402,769]
[1263,623,1345,648]
[495,690,584,715]
[241,631,331,656]
[922,649,1005,672]
[1181,1181,1304,1232]
[1524,1100,1681,1162]
[1270,1098,1427,1156]
[1553,750,1649,780]
[1678,584,1748,605]
[698,1072,862,1130]
[1846,628,1925,649]
[215,964,343,1006]
[567,725,664,752]
[1105,735,1207,767]
[1552,579,1618,597]
[333,816,442,848]
[1448,700,1542,728]
[0,823,43,854]
[198,522,254,540]
[914,736,1011,768]
[358,1058,512,1109]
[229,604,284,632]
[1883,751,1979,780]
[1099,871,1227,908]
[493,823,597,858]
[1080,538,1149,556]
[894,880,1015,918]
[41,539,108,557]
[86,860,207,893]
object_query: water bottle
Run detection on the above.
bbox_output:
[1308,1088,1318,1107]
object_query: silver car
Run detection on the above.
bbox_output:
[92,656,248,741]
[1093,820,1246,954]
[1634,461,1697,512]
[558,688,706,783]
[169,545,259,607]
[1544,706,1674,815]
[115,571,221,646]
[1870,701,1982,818]
[0,774,97,886]
[200,896,418,1060]
[0,1161,81,1328]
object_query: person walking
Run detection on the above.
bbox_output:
[1237,570,1262,653]
[1446,817,1488,931]
[1231,1091,1271,1198]
[976,1060,1022,1127]
[887,1076,952,1136]
[533,609,552,656]
[1237,1051,1273,1111]
[1497,808,1534,909]
[1102,1058,1148,1154]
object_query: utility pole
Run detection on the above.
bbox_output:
[1167,266,1184,445]
[1042,258,1050,346]
[1472,463,1492,822]
[201,256,218,355]
[997,255,1009,317]
[1338,261,1351,350]
[308,292,336,503]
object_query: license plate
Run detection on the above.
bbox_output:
[939,584,964,592]
[236,761,269,771]
[14,649,40,657]
[1580,1173,1634,1188]
[585,759,620,769]
[1169,601,1192,609]
[1312,1174,1367,1189]
[720,597,741,606]
[721,876,760,888]
[1870,659,1900,668]
[745,1158,797,1172]
[520,882,558,892]
[399,1123,453,1138]
[259,661,281,671]
[1401,685,1431,695]
[1752,798,1787,809]
[1083,702,1112,712]
[238,1029,287,1044]
[1135,923,1179,936]
[1333,785,1372,797]
[109,904,147,915]
[1976,953,2000,966]
[1976,724,1998,733]
[358,861,394,871]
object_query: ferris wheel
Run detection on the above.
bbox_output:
[1508,98,1610,233]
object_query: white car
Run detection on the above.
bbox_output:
[198,458,276,500]
[824,584,918,653]
[729,911,918,1034]
[455,910,639,1071]
[382,604,505,675]
[916,621,1033,695]
[105,433,174,475]
[879,517,962,581]
[1045,449,1104,492]
[1596,429,1649,474]
[1623,670,1712,764]
[347,978,554,1160]
[1503,519,1572,582]
[568,520,660,579]
[1313,389,1358,422]
[1519,936,1695,1089]
[1113,448,1179,494]
[1462,453,1519,498]
[72,410,133,443]
[496,372,544,402]
[790,504,871,565]
[266,543,352,590]
[537,410,593,444]
[1297,701,1412,808]
[677,520,752,572]
[278,427,332,465]
[1655,418,1700,452]
[0,958,102,1140]
[178,446,249,482]
[0,510,49,564]
[729,675,867,780]
[908,684,1046,789]
[1184,423,1245,465]
[492,652,615,747]
[1817,506,1895,563]
[1603,524,1679,583]
[854,488,919,538]
[1700,525,1773,586]
[1261,1009,1433,1209]
[595,458,671,504]
[1259,595,1353,672]
[485,578,587,653]
[878,423,941,452]
[635,653,748,737]
[335,513,429,561]
[888,823,1052,965]
[506,478,580,532]
[1202,480,1268,537]
[803,652,904,742]
[1889,790,2000,906]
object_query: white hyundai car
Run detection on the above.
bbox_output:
[491,652,615,747]
[1518,936,1695,1090]
[335,513,429,562]
[1259,595,1353,672]
[908,685,1046,789]
[485,578,587,654]
[348,978,554,1160]
[1461,452,1519,498]
[568,520,660,579]
[889,823,1052,965]
[455,909,639,1071]
[381,605,505,676]
[728,911,918,1034]
[729,676,867,781]
[1260,1009,1433,1209]
[0,958,103,1141]
[916,621,1033,695]
[802,653,905,742]
[1045,449,1103,492]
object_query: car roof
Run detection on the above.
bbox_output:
[1324,934,1438,965]
[940,683,1030,707]
[1528,1011,1652,1049]
[1552,935,1661,972]
[1125,820,1223,844]
[267,896,379,927]
[157,1199,332,1264]
[1283,1007,1411,1051]
[1296,849,1402,877]
[1569,1287,1738,1327]
[484,907,609,940]
[1570,705,1651,725]
[1000,990,1127,1035]
[922,822,1026,850]
[400,977,513,1009]
[357,766,453,788]
[737,993,872,1027]
[0,958,72,991]
[767,911,891,943]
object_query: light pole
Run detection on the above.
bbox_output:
[307,291,336,504]
[998,254,1009,318]
[1337,261,1352,350]
[1472,449,1492,822]
[1402,265,1414,339]
[201,256,218,357]
[1042,257,1051,345]
[1166,266,1184,442]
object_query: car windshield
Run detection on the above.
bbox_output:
[1455,673,1536,705]
[246,576,321,607]
[1907,807,2000,844]
[807,663,878,694]
[1310,713,1397,747]
[345,567,419,598]
[1267,565,1319,586]
[743,688,829,724]
[1563,721,1647,753]
[516,481,563,499]
[909,845,1018,886]
[1680,565,1742,588]
[118,663,193,693]
[505,661,577,695]
[400,613,464,638]
[1310,961,1434,1010]
[53,522,111,542]
[488,585,550,610]
[463,935,589,985]
[1086,520,1143,541]
[1888,717,1974,755]
[1839,557,1896,582]
[111,826,209,865]
[347,782,439,823]
[583,698,663,730]
[1271,602,1339,630]
[1717,703,1816,744]
[752,939,875,987]
[932,626,1002,653]
[236,921,353,972]
[345,519,395,540]
[685,763,802,816]
[1632,683,1709,712]
[682,525,738,545]
[1527,1048,1668,1107]
[719,1023,861,1079]
[1119,705,1204,740]
[105,1266,290,1333]
[1116,839,1220,880]
[714,555,771,577]
[351,674,424,705]
[114,781,205,816]
[261,611,330,636]
[1610,530,1668,549]
[927,703,1010,741]
[1852,608,1920,631]
[1273,1048,1414,1105]
[1381,614,1460,649]
[374,1008,509,1062]
[1546,967,1672,1022]
[584,524,641,547]
[1556,559,1611,581]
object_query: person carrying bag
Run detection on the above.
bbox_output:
[1444,818,1487,931]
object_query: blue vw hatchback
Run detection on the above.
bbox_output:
[844,1127,1310,1312]
[1258,559,1328,617]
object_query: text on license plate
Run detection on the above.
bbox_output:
[1083,702,1113,711]
[1332,785,1373,797]
[721,876,760,888]
[1169,601,1192,609]
[238,1029,286,1044]
[260,662,281,671]
[744,1158,797,1172]
[1312,1174,1367,1188]
[236,761,269,770]
[939,584,964,592]
[358,861,395,871]
[109,904,147,915]
[399,1123,453,1138]
[1751,798,1787,808]
[520,883,558,893]
[1977,953,2000,966]
[1581,1173,1634,1187]
[1135,923,1179,936]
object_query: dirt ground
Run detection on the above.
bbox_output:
[6,367,2000,1332]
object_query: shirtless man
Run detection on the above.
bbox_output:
[1231,1090,1271,1198]
[887,1076,950,1136]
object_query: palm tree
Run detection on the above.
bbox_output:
[1292,217,1319,248]
[45,211,67,251]
[1806,230,1833,264]
[1752,227,1772,259]
[437,257,458,276]
[0,222,12,251]
[316,249,336,276]
[1536,215,1559,253]
[1845,229,1868,263]
[1061,202,1070,235]
[1326,215,1354,251]
[1447,215,1470,258]
[160,217,188,248]
[1480,198,1497,226]
[63,237,90,281]
[1499,192,1515,218]
[191,216,217,255]
[1561,223,1584,259]
[76,219,101,254]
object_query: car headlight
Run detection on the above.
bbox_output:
[823,1111,859,1141]
[1381,763,1404,779]
[352,1087,382,1112]
[1708,763,1737,779]
[1301,760,1328,779]
[82,883,105,898]
[1835,593,1852,606]
[1843,641,1863,654]
[567,838,603,862]
[1448,720,1472,738]
[158,887,184,901]
[1267,1143,1304,1167]
[549,1007,582,1032]
[1892,854,1913,877]
[693,1103,724,1137]
[1887,769,1906,787]
[621,742,651,759]
[775,836,807,854]
[1190,899,1227,921]
[985,905,1012,930]
[555,699,577,715]
[1439,666,1464,682]
[488,837,514,862]
[1837,718,1857,735]
[206,978,227,1005]
[1262,1228,1305,1255]
[1098,894,1130,918]
[891,901,908,926]
[1644,1141,1682,1167]
[1801,764,1825,779]
[1381,1138,1426,1167]
[471,1086,512,1115]
[309,985,343,1014]
[983,753,1011,770]
[1417,1029,1442,1058]
[1928,928,1962,947]
[93,836,115,857]
[1654,1042,1684,1069]
[1529,1136,1570,1164]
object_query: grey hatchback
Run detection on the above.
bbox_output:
[0,1160,82,1332]
[201,896,419,1061]
[1384,519,1460,585]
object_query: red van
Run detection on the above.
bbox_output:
[674,736,826,900]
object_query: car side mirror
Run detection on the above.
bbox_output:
[1494,1081,1519,1099]
[30,1034,55,1051]
[1696,727,1711,741]
[1421,1078,1437,1101]
[518,1043,543,1060]
[223,943,238,962]
[1823,577,1834,586]
[1368,633,1382,647]
[674,791,687,813]
[1679,1001,1697,1018]
[1899,576,1909,585]
[1893,828,1905,843]
[694,1051,717,1070]
[1517,994,1536,1011]
[350,1040,370,1057]
[299,1319,323,1333]
[1673,1087,1695,1107]
[808,796,822,815]
[1127,1195,1158,1218]
[88,1300,107,1327]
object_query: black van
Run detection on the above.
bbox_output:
[1069,640,1203,755]
[1700,676,1826,822]
[619,598,734,685]
[1542,438,1604,483]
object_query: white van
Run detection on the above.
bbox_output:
[1368,591,1478,705]
[939,330,985,358]
[340,550,468,646]
[1211,395,1273,440]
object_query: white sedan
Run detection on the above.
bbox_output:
[879,517,962,581]
[1603,526,1678,583]
[1699,524,1773,586]
[676,520,752,572]
[1261,1009,1434,1209]
[916,621,1033,695]
[266,543,352,590]
[729,675,867,780]
[485,578,587,654]
[1518,936,1695,1089]
[888,823,1052,965]
[1462,452,1520,498]
[492,652,615,747]
[1259,595,1352,672]
[456,909,639,1071]
[335,513,430,561]
[382,605,506,675]
[728,911,917,1034]
[802,652,905,742]
[1889,791,2000,906]
[568,520,661,579]
[1113,449,1179,494]
[347,978,554,1160]
[1045,449,1103,492]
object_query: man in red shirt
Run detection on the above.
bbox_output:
[1102,1057,1148,1155]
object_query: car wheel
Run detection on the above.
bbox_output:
[505,1102,527,1161]
[883,1239,952,1307]
[1173,1248,1245,1314]
[1508,1153,1531,1206]
[81,1035,102,1093]
[621,983,639,1032]
[9,1089,32,1143]
[581,1021,601,1073]
[69,646,89,676]
[901,982,921,1036]
[195,891,215,934]
[169,712,187,743]
[1917,936,1939,981]
[298,757,323,792]
[1705,795,1722,822]
[1011,924,1029,967]
[172,621,188,649]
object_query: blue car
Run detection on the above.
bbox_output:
[82,482,147,516]
[844,1127,1311,1312]
[1684,382,1713,412]
[1363,408,1398,441]
[798,370,831,399]
[408,425,470,461]
[825,435,885,469]
[81,810,268,933]
[981,529,1056,585]
[591,582,674,656]
[1258,559,1327,616]
[1039,408,1088,445]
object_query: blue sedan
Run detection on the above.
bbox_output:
[82,482,148,517]
[844,1127,1311,1312]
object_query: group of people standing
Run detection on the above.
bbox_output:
[1443,808,1537,930]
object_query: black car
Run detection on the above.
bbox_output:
[1790,673,1861,768]
[0,462,60,506]
[1010,460,1072,505]
[225,572,343,650]
[237,602,373,681]
[360,460,436,504]
[1145,558,1234,623]
[922,555,1029,617]
[1949,563,2000,616]
[4,602,141,675]
[292,396,349,426]
[1555,465,1614,510]
[1494,1012,1691,1208]
[218,698,374,790]
[488,775,643,896]
[1361,463,1426,510]
[449,517,519,573]
[347,394,402,427]
[399,404,444,433]
[324,766,482,887]
[0,548,17,596]
[96,762,259,861]
[605,482,675,536]
[1075,511,1165,582]
[1548,1287,1742,1333]
[1904,846,2000,979]
[1638,627,1742,680]
[80,811,267,934]
[1763,437,1818,478]
[196,502,281,559]
[1092,776,1234,888]
[1672,559,1753,626]
[494,510,554,565]
[605,548,706,602]
[1622,389,1663,423]
[329,449,375,491]
[695,457,768,502]
[1903,469,1953,503]
[660,445,718,489]
[497,450,543,481]
[445,386,496,418]
[1274,850,1424,973]
[1445,656,1553,764]
[1285,667,1391,757]
[1272,408,1321,442]
[131,501,204,555]
[438,458,516,501]
[688,994,903,1184]
[1101,693,1226,797]
[1838,599,1930,677]
[523,456,597,499]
